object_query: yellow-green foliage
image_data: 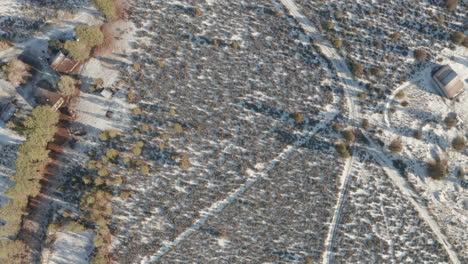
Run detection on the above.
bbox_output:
[58,75,76,96]
[0,106,59,237]
[64,40,90,62]
[67,221,86,233]
[76,25,104,47]
[92,0,118,20]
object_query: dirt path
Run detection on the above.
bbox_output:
[279,1,461,264]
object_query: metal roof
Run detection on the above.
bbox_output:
[432,65,464,99]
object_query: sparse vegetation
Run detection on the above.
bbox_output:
[444,0,458,11]
[342,130,355,144]
[350,61,364,78]
[450,32,464,45]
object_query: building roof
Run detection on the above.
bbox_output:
[432,65,464,99]
[50,52,82,74]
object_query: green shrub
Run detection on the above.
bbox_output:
[64,40,90,62]
[132,107,142,115]
[58,75,76,96]
[427,161,447,180]
[174,123,183,133]
[105,148,119,160]
[332,38,342,49]
[67,221,85,233]
[92,0,118,20]
[140,164,150,174]
[76,25,104,47]
[452,136,465,151]
[98,131,109,141]
[395,91,405,99]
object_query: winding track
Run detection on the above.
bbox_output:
[279,1,461,264]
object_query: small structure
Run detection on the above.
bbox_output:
[432,65,464,99]
[100,88,114,99]
[50,51,82,74]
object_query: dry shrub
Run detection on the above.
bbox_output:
[4,59,31,87]
[427,161,447,180]
[0,39,11,51]
[388,139,403,153]
[451,136,465,151]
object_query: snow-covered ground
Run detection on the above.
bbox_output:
[42,230,94,264]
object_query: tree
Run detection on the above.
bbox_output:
[92,0,117,20]
[414,49,427,62]
[444,0,458,11]
[64,40,90,62]
[452,136,465,151]
[76,26,104,47]
[58,75,76,96]
[2,59,31,87]
[450,32,464,45]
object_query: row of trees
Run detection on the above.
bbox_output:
[0,106,59,263]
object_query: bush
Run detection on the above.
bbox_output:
[332,38,342,49]
[350,61,364,78]
[174,123,183,133]
[76,25,104,47]
[58,75,76,96]
[362,119,370,130]
[414,49,427,62]
[98,131,109,141]
[414,130,423,140]
[231,42,240,51]
[395,91,405,99]
[401,101,409,107]
[370,67,381,76]
[342,130,355,144]
[180,153,190,170]
[388,139,403,153]
[64,40,90,62]
[450,32,464,45]
[451,136,465,151]
[335,143,350,158]
[456,167,464,179]
[390,32,400,42]
[92,0,117,20]
[132,107,142,115]
[444,0,458,11]
[427,161,447,180]
[444,116,457,129]
[67,221,85,233]
[105,148,119,160]
[290,112,304,124]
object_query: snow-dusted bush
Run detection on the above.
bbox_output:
[427,161,447,180]
[451,136,465,151]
